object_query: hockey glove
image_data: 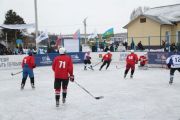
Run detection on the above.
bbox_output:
[69,75,74,82]
[167,64,171,69]
[33,64,36,68]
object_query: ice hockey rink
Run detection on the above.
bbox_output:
[0,63,180,120]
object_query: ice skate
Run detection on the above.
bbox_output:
[130,75,133,78]
[169,78,173,85]
[56,100,59,107]
[21,84,24,90]
[31,83,35,89]
[62,98,66,103]
[124,74,126,78]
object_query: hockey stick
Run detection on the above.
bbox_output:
[88,61,102,70]
[92,61,102,67]
[11,71,22,76]
[74,81,104,100]
[116,65,125,69]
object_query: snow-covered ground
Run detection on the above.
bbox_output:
[0,63,180,120]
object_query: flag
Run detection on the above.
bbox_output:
[36,31,49,43]
[130,38,135,50]
[55,35,62,47]
[102,28,114,39]
[88,30,97,39]
[73,29,80,40]
[0,23,35,29]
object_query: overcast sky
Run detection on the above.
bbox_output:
[0,0,179,35]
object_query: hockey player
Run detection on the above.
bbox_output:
[84,50,93,70]
[21,50,36,90]
[124,50,138,78]
[138,54,148,70]
[166,49,180,85]
[52,47,74,107]
[139,54,148,67]
[99,51,112,70]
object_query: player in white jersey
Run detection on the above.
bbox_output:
[166,50,180,84]
[84,51,93,70]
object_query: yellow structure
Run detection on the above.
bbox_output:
[124,4,180,49]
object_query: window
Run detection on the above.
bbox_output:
[177,31,180,43]
[140,18,146,23]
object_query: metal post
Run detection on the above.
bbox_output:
[83,17,87,45]
[148,36,150,51]
[6,33,8,48]
[34,0,38,48]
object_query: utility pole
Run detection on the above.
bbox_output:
[34,0,38,48]
[83,17,87,45]
[6,33,8,48]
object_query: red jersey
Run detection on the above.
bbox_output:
[52,54,73,79]
[126,53,138,65]
[22,55,35,69]
[139,55,148,65]
[102,53,112,61]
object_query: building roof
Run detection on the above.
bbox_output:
[124,4,180,29]
[145,4,180,22]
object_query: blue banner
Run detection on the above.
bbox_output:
[147,52,180,64]
[16,39,23,44]
[35,52,85,66]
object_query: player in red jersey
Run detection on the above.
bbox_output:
[124,50,138,78]
[52,47,74,107]
[21,50,36,90]
[99,51,112,70]
[139,54,148,67]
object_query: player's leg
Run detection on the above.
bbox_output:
[99,61,106,70]
[54,79,61,107]
[169,68,176,84]
[88,60,94,70]
[130,65,135,78]
[29,69,35,89]
[62,79,69,103]
[21,69,28,89]
[84,60,87,70]
[124,64,130,78]
[106,61,111,70]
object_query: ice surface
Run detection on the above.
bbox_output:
[0,63,180,120]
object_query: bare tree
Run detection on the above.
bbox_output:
[130,6,150,20]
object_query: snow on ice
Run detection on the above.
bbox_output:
[0,63,180,120]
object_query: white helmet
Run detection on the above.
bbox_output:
[59,47,66,54]
[130,49,134,53]
[107,50,111,53]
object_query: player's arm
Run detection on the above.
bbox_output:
[52,58,56,71]
[68,58,74,82]
[166,57,171,69]
[22,58,25,68]
[31,56,36,68]
[135,55,138,64]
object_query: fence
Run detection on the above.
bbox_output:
[127,35,180,51]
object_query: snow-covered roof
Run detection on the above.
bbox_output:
[145,4,180,22]
[124,4,180,29]
[144,14,173,25]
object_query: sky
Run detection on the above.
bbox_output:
[0,0,180,35]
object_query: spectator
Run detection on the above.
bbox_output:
[130,39,135,50]
[137,41,144,50]
[104,46,109,52]
[170,43,177,52]
[124,41,128,51]
[110,44,114,52]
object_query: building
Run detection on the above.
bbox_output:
[124,4,180,49]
